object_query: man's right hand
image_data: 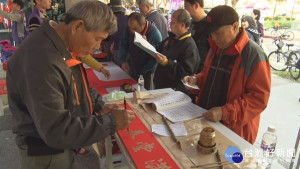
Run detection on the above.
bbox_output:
[182,76,197,89]
[111,109,135,131]
[121,62,130,73]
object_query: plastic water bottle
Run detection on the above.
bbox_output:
[258,125,277,169]
[138,75,144,91]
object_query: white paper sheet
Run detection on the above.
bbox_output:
[181,80,200,90]
[151,122,187,136]
[94,64,132,81]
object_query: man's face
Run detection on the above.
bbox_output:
[170,12,180,36]
[137,4,149,16]
[241,19,249,28]
[128,19,144,34]
[184,1,196,19]
[210,22,238,49]
[12,3,21,12]
[37,0,52,10]
[69,22,108,57]
[251,12,256,20]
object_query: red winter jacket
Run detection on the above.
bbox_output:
[194,29,271,144]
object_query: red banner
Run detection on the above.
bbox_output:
[118,103,180,168]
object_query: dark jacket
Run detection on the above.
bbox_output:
[119,21,162,76]
[154,32,199,93]
[190,18,210,72]
[193,28,271,144]
[112,14,128,50]
[7,21,116,149]
[256,21,264,37]
[146,10,168,40]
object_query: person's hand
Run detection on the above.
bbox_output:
[203,107,223,122]
[155,53,166,64]
[98,104,121,114]
[142,35,147,40]
[111,109,135,130]
[121,62,130,73]
[182,76,197,89]
[100,67,111,80]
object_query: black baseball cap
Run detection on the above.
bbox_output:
[206,5,239,33]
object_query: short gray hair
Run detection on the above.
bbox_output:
[65,0,117,34]
[136,0,153,7]
[175,9,191,28]
[128,12,146,26]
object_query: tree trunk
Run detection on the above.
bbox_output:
[231,0,239,8]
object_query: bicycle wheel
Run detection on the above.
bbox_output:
[284,31,294,41]
[288,52,300,80]
[271,30,278,39]
[268,51,288,71]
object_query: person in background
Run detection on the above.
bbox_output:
[184,0,210,72]
[28,0,52,32]
[183,5,271,144]
[136,0,168,40]
[0,0,28,46]
[30,0,111,81]
[252,9,264,43]
[154,9,199,94]
[241,15,261,46]
[119,12,162,90]
[109,0,128,65]
[7,1,135,168]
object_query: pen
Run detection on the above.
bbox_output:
[124,97,129,132]
[215,150,224,169]
[162,115,178,143]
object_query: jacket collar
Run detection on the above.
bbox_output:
[41,21,72,60]
[177,31,191,40]
[140,21,149,36]
[208,28,249,56]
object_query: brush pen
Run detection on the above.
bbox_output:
[124,97,129,132]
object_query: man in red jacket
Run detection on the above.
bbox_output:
[183,5,271,144]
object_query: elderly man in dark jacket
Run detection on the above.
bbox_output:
[7,1,135,169]
[119,12,162,90]
[136,0,168,39]
[154,9,199,94]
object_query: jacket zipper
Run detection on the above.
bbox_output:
[206,53,223,109]
[79,65,93,115]
[72,75,80,105]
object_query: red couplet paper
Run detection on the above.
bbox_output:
[118,103,180,168]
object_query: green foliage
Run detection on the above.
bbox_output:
[272,71,300,82]
[263,20,292,29]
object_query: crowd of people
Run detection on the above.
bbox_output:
[3,0,271,168]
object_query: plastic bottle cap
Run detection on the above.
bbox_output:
[268,125,276,133]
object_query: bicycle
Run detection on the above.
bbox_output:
[271,27,294,41]
[288,50,300,80]
[268,39,297,71]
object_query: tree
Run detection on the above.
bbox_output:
[231,0,239,8]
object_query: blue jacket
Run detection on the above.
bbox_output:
[146,10,168,40]
[119,21,162,75]
[111,14,128,50]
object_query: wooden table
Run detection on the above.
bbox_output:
[110,89,258,169]
[84,63,258,168]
